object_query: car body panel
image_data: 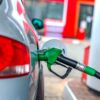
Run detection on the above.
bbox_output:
[0,0,43,100]
[0,76,30,100]
[0,0,29,46]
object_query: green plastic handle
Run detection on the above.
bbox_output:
[38,48,62,70]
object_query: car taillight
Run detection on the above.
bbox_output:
[0,36,30,78]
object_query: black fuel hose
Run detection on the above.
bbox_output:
[57,54,100,79]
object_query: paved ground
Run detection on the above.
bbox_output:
[44,76,100,100]
[44,76,66,100]
[68,79,100,100]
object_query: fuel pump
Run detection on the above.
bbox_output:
[37,48,100,79]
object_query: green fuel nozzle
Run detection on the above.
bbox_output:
[38,48,62,70]
[37,48,100,79]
